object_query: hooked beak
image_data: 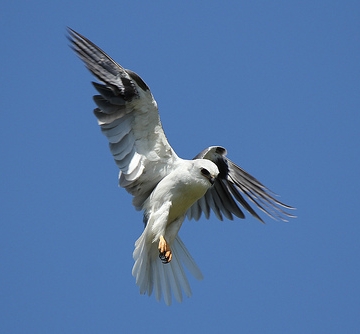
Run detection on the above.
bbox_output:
[208,175,216,186]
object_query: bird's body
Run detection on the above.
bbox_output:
[68,28,295,305]
[145,159,218,234]
[133,159,218,304]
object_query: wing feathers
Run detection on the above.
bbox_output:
[92,82,127,106]
[100,114,132,143]
[188,146,295,223]
[68,28,178,209]
[109,133,134,157]
[93,108,127,126]
[93,95,123,113]
[68,28,137,97]
[198,195,210,219]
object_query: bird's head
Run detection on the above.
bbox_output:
[194,159,219,186]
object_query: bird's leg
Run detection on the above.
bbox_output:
[158,235,172,264]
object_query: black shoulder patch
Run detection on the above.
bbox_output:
[215,146,226,155]
[126,69,150,92]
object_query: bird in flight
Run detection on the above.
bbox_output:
[68,28,295,305]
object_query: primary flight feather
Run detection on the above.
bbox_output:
[68,28,295,306]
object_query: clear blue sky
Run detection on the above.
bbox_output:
[1,1,359,333]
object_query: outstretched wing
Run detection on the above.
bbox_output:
[187,146,295,223]
[68,28,179,209]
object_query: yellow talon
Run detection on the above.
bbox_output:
[158,235,172,263]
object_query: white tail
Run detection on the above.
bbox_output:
[132,233,203,305]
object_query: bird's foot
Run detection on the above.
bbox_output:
[158,235,172,264]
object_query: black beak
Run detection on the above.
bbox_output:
[208,176,215,185]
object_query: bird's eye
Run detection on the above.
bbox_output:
[201,168,210,176]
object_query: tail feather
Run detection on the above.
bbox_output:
[132,233,149,293]
[152,259,161,301]
[172,236,204,280]
[166,252,183,303]
[132,234,203,305]
[171,248,191,298]
[158,259,171,305]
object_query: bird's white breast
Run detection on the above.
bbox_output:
[147,163,211,223]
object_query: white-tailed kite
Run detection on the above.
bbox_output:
[68,28,295,305]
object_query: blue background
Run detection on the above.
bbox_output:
[1,1,359,333]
